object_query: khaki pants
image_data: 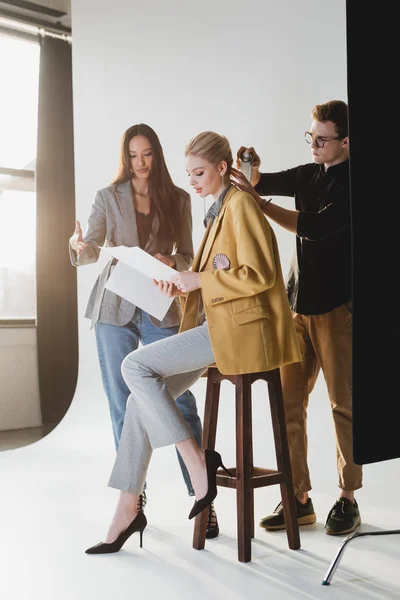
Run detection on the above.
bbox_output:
[281,304,362,495]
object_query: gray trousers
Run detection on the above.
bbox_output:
[108,321,215,493]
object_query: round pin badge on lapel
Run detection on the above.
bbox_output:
[212,253,230,270]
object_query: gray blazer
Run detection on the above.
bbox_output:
[69,180,194,329]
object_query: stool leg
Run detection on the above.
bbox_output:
[268,372,300,550]
[192,370,220,551]
[248,406,255,539]
[235,374,253,563]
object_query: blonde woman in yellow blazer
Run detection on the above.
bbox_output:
[85,131,301,555]
[178,184,301,375]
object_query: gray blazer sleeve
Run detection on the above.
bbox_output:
[173,191,194,272]
[69,190,107,267]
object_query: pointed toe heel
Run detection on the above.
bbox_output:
[188,449,232,520]
[85,511,147,555]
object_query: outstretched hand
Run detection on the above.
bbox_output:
[70,220,87,256]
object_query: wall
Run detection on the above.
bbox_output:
[0,327,42,430]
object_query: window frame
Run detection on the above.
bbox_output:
[0,27,39,328]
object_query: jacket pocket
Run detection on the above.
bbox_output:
[231,304,270,325]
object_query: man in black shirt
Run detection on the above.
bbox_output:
[234,100,361,536]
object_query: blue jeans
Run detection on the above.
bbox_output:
[95,310,202,496]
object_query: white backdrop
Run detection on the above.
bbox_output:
[64,0,348,495]
[2,3,400,599]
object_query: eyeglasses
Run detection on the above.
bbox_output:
[304,131,344,148]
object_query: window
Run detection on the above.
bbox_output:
[0,33,40,321]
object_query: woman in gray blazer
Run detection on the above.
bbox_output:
[70,124,218,537]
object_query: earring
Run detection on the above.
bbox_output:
[220,173,225,195]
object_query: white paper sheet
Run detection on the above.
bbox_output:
[102,246,178,321]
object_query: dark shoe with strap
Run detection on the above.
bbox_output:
[137,490,147,513]
[205,501,219,539]
[259,497,317,530]
[324,497,361,535]
[188,449,232,520]
[138,490,220,537]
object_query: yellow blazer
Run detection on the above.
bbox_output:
[179,186,302,375]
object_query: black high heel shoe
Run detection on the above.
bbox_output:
[85,511,147,554]
[188,449,232,520]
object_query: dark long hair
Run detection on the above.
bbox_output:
[111,123,181,245]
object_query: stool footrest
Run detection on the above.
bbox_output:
[216,466,285,489]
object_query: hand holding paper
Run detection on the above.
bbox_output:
[102,246,179,321]
[153,278,184,299]
[153,252,176,268]
[169,271,201,293]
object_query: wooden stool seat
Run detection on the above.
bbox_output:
[193,365,300,563]
[200,362,217,376]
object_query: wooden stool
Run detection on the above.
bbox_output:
[193,365,300,563]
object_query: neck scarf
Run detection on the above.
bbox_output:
[203,185,232,228]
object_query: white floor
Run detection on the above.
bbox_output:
[1,376,399,600]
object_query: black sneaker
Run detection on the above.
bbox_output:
[137,490,147,512]
[206,501,219,539]
[324,497,361,535]
[259,497,316,530]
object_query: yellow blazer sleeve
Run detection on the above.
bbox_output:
[199,194,277,306]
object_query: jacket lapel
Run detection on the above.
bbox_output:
[181,222,212,325]
[199,186,236,270]
[115,180,140,247]
[191,221,212,272]
[183,187,236,328]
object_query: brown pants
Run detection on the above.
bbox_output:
[281,304,362,495]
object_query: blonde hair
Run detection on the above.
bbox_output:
[184,131,233,171]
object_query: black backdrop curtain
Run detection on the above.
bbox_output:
[36,36,78,425]
[348,1,400,465]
